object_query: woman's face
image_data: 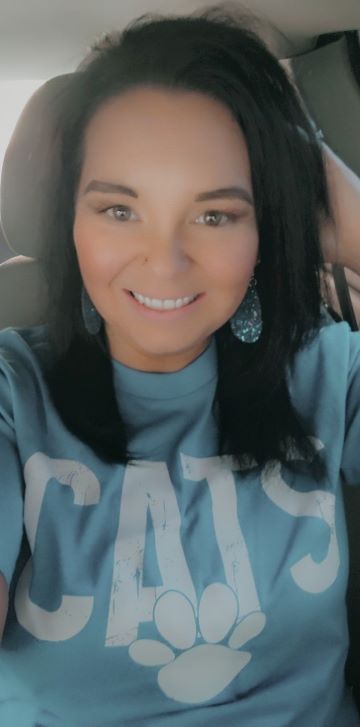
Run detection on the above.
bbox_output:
[73,87,259,372]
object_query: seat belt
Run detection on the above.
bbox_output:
[332,264,358,331]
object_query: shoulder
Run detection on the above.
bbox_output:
[0,324,52,374]
[288,319,360,411]
[0,325,52,416]
[294,319,360,371]
[0,325,55,431]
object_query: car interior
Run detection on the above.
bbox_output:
[0,0,360,712]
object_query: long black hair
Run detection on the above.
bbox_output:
[41,3,332,475]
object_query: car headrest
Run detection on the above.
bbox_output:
[0,74,73,259]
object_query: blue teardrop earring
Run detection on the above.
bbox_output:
[230,275,262,343]
[81,285,102,335]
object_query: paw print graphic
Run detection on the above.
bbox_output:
[129,583,266,703]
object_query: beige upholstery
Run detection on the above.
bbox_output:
[0,75,71,260]
[0,256,48,329]
[292,36,360,176]
[0,75,70,329]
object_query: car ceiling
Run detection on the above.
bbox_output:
[0,0,360,80]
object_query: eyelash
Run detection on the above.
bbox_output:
[99,204,243,227]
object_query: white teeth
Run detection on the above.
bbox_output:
[132,292,197,310]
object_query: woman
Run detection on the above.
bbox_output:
[0,5,360,725]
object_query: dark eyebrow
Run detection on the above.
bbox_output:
[84,180,253,206]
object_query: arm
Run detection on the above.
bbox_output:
[320,142,360,275]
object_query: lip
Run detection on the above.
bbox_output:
[125,290,205,318]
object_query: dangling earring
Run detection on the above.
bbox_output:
[81,285,101,335]
[230,276,262,343]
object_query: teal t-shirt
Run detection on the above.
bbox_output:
[0,321,359,726]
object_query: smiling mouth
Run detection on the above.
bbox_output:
[127,290,200,301]
[125,289,204,313]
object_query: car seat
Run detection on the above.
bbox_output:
[0,75,71,328]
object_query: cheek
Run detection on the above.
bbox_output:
[208,232,259,290]
[73,215,128,283]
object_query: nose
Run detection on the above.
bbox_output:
[141,236,191,276]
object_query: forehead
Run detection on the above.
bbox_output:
[80,87,251,177]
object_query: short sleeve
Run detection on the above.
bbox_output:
[0,367,24,587]
[341,330,360,486]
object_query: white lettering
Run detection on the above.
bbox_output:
[105,461,196,647]
[181,454,262,618]
[261,439,339,593]
[15,453,99,640]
